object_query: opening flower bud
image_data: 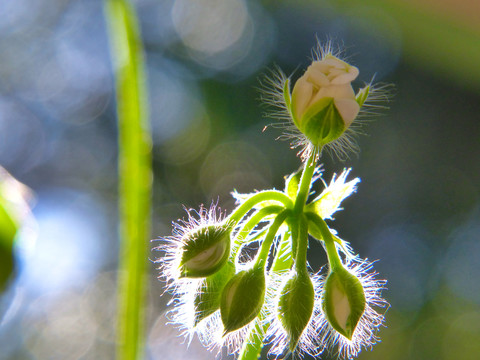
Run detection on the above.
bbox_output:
[179,224,231,278]
[322,266,366,339]
[193,261,235,327]
[220,266,266,335]
[290,55,360,147]
[277,272,315,352]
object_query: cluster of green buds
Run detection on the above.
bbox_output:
[157,42,389,359]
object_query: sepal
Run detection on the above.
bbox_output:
[305,169,359,220]
[300,98,346,147]
[355,85,370,107]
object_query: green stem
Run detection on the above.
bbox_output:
[105,1,151,360]
[232,205,284,259]
[289,152,317,276]
[294,214,309,275]
[307,220,353,256]
[228,191,293,224]
[294,153,317,214]
[305,212,341,270]
[238,318,265,360]
[254,210,290,269]
[287,216,298,260]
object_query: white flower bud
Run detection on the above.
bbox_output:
[290,55,360,147]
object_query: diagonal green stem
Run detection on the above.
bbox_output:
[228,191,293,224]
[305,212,342,270]
[308,218,354,258]
[232,205,284,259]
[254,210,290,269]
[105,1,151,359]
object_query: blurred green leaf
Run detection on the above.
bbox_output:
[0,198,17,292]
[0,168,30,294]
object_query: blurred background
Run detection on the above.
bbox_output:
[0,0,479,359]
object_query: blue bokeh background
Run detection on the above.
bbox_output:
[0,0,479,359]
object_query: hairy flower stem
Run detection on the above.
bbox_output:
[294,153,317,215]
[254,210,290,269]
[232,205,284,260]
[294,215,309,275]
[228,191,293,224]
[306,212,342,270]
[293,152,317,277]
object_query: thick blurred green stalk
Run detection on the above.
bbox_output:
[105,1,152,359]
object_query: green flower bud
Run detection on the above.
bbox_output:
[220,266,266,334]
[277,272,315,352]
[290,55,360,147]
[322,266,366,339]
[193,260,235,327]
[180,224,231,278]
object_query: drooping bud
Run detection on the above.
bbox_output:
[220,266,266,334]
[193,260,235,327]
[277,271,315,352]
[179,224,231,278]
[290,55,360,147]
[322,266,366,339]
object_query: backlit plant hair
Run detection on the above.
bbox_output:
[155,40,390,360]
